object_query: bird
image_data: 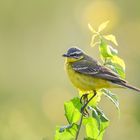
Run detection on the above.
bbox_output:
[62,47,140,95]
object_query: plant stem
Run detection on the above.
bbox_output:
[75,91,97,140]
[75,113,84,140]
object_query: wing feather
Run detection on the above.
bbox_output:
[72,58,126,83]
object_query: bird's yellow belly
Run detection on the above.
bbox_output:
[66,64,114,91]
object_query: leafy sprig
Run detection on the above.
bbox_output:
[55,21,125,140]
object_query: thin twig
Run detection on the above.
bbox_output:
[75,113,84,140]
[75,91,97,140]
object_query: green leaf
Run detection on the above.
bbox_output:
[55,127,73,140]
[98,21,109,32]
[96,132,105,140]
[105,56,125,79]
[83,106,109,140]
[102,89,120,111]
[89,106,109,140]
[99,41,118,58]
[67,124,78,138]
[108,45,118,55]
[89,106,101,129]
[55,124,78,140]
[99,41,125,78]
[95,107,109,134]
[64,97,82,124]
[107,63,125,79]
[111,56,125,69]
[103,34,118,46]
[99,41,113,59]
[83,117,100,139]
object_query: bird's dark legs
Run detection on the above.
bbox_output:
[80,94,89,116]
[80,94,88,104]
[80,90,97,116]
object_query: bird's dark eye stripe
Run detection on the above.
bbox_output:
[70,53,78,56]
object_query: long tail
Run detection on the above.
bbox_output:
[123,83,140,92]
[117,82,140,92]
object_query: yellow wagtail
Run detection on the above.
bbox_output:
[63,47,140,96]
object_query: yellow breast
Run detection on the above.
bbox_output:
[65,63,116,92]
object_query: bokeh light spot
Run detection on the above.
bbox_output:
[82,0,120,31]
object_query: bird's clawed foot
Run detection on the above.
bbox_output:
[80,94,89,116]
[80,91,97,117]
[81,104,89,116]
[80,94,88,104]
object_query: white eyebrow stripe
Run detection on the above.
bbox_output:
[69,51,82,55]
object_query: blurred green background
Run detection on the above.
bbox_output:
[0,0,140,140]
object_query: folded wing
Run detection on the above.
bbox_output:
[72,59,127,84]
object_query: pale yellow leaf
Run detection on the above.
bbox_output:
[98,21,110,32]
[88,23,96,33]
[90,34,98,47]
[103,34,118,46]
[90,41,100,47]
[112,56,125,70]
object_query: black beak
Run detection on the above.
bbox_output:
[62,53,69,57]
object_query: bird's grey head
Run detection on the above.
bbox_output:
[62,47,84,59]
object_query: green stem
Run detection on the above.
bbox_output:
[75,113,84,140]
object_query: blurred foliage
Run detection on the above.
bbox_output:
[0,0,140,140]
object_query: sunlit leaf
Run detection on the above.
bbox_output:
[112,56,125,70]
[105,61,125,79]
[83,117,100,139]
[112,63,125,79]
[91,41,101,47]
[89,106,109,140]
[88,23,97,33]
[66,124,78,137]
[64,97,82,124]
[99,41,118,58]
[55,127,72,140]
[90,34,98,47]
[83,106,109,140]
[55,124,78,140]
[98,21,109,32]
[105,56,125,79]
[103,34,118,46]
[99,41,113,59]
[99,40,125,78]
[108,45,118,55]
[89,106,100,128]
[99,41,119,59]
[95,107,109,132]
[102,89,120,111]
